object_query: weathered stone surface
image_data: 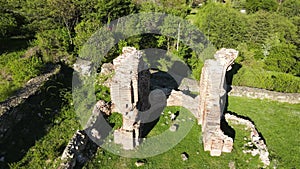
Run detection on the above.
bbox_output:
[198,48,238,156]
[229,86,300,104]
[73,58,93,76]
[135,160,145,167]
[228,161,236,169]
[181,152,189,161]
[178,77,199,92]
[59,130,88,169]
[169,124,179,132]
[100,63,114,76]
[167,90,199,118]
[111,47,150,150]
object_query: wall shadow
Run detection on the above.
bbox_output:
[224,63,266,144]
[0,63,73,168]
[226,63,242,86]
[220,116,236,141]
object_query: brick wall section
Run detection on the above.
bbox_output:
[111,47,150,150]
[199,48,239,156]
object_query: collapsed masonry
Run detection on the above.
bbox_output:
[111,47,150,150]
[198,48,238,156]
[225,113,270,167]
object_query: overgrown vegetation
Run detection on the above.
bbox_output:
[0,51,43,101]
[232,66,300,93]
[9,103,81,168]
[1,0,299,168]
[1,0,299,93]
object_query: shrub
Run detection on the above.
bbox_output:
[232,66,300,93]
[35,28,70,62]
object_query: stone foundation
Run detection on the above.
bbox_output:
[229,86,300,104]
[225,113,270,167]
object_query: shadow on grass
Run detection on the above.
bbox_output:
[221,116,236,141]
[0,37,32,55]
[0,63,73,168]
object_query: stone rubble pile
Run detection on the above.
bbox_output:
[59,130,88,169]
[225,113,270,167]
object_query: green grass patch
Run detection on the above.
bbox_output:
[83,105,266,168]
[9,107,80,169]
[8,97,299,168]
[228,96,300,169]
[0,50,44,101]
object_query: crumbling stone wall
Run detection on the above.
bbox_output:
[225,113,270,167]
[111,47,150,150]
[167,90,199,118]
[229,86,300,104]
[198,48,238,156]
[59,130,88,169]
[59,100,110,169]
[0,64,61,115]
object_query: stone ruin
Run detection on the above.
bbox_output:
[59,46,273,168]
[109,47,239,154]
[225,113,270,167]
[198,48,238,156]
[108,47,240,156]
[111,47,150,150]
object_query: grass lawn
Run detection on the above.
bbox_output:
[84,97,299,169]
[9,96,299,168]
[228,96,300,169]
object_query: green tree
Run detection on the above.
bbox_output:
[263,36,299,75]
[195,2,247,48]
[35,28,71,62]
[137,0,190,17]
[74,19,103,51]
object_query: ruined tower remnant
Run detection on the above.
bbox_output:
[198,48,238,156]
[111,47,150,150]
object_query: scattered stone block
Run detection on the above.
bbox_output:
[135,160,146,167]
[228,161,236,169]
[169,124,179,132]
[181,152,189,161]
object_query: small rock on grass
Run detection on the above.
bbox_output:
[181,152,189,161]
